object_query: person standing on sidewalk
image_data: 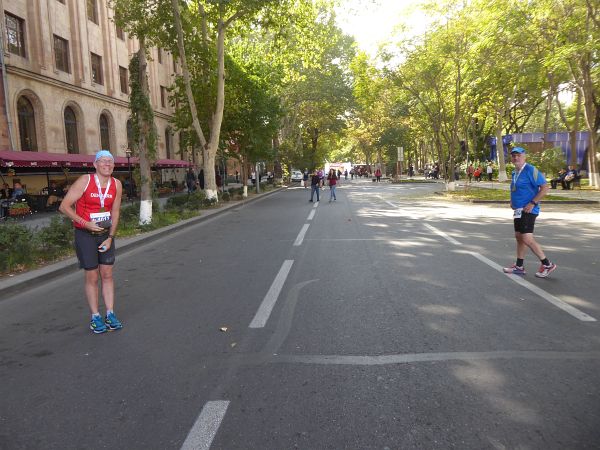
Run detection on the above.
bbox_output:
[59,150,124,333]
[327,168,338,202]
[503,147,556,278]
[466,163,475,183]
[486,162,493,181]
[309,169,320,202]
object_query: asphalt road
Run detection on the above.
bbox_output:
[1,179,599,449]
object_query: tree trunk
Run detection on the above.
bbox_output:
[570,94,581,166]
[136,42,153,225]
[202,20,228,200]
[495,113,508,182]
[579,63,600,187]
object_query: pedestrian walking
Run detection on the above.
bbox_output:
[327,168,337,202]
[309,169,320,202]
[375,168,382,182]
[487,162,493,181]
[502,147,556,278]
[466,163,474,183]
[59,150,124,333]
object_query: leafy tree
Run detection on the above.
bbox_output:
[112,0,171,224]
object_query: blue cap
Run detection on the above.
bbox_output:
[94,150,114,162]
[510,147,526,154]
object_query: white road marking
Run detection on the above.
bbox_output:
[424,222,597,322]
[249,260,294,328]
[468,251,596,321]
[313,201,319,208]
[423,223,462,246]
[180,400,230,450]
[293,224,310,246]
[274,350,600,365]
[307,209,316,221]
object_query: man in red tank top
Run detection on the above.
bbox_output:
[60,150,124,334]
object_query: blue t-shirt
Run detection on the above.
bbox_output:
[510,163,546,214]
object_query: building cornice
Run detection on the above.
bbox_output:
[6,64,173,120]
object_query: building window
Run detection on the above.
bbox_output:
[165,128,172,159]
[116,26,124,40]
[17,97,37,151]
[119,66,128,94]
[99,114,111,151]
[64,107,79,154]
[5,13,26,57]
[87,0,98,23]
[90,53,103,85]
[160,86,167,108]
[157,47,162,64]
[53,35,70,73]
[172,57,177,73]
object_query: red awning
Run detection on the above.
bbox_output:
[0,150,135,168]
[0,150,190,170]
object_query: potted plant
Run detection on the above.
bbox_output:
[9,201,31,217]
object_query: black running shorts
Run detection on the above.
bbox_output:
[513,212,537,234]
[74,228,115,270]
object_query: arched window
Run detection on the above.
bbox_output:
[17,96,37,151]
[64,106,79,154]
[99,113,111,151]
[126,119,133,151]
[165,128,172,159]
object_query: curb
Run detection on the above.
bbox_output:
[0,187,283,300]
[469,199,598,204]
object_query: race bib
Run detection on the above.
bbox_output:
[90,211,111,223]
[513,208,523,219]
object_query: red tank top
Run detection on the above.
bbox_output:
[74,174,117,229]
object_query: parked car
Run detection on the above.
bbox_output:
[290,170,303,182]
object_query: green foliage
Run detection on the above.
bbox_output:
[165,191,207,211]
[523,147,566,177]
[129,52,157,159]
[36,216,74,254]
[0,223,37,273]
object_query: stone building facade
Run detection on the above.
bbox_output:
[0,0,183,161]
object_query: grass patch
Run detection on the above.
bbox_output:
[442,187,568,201]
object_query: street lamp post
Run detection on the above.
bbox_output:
[125,148,132,200]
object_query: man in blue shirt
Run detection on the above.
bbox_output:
[503,147,557,278]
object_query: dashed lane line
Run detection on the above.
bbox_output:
[249,260,295,328]
[180,400,230,450]
[293,224,310,246]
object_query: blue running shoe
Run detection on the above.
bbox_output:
[503,264,526,275]
[105,311,123,331]
[90,315,108,334]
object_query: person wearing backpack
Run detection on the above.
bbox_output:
[502,147,556,278]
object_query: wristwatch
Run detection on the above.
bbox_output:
[108,235,114,240]
[531,201,538,206]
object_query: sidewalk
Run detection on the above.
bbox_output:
[1,183,249,230]
[0,186,280,299]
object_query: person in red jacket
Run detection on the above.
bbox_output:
[59,150,123,334]
[327,168,338,202]
[375,168,382,182]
